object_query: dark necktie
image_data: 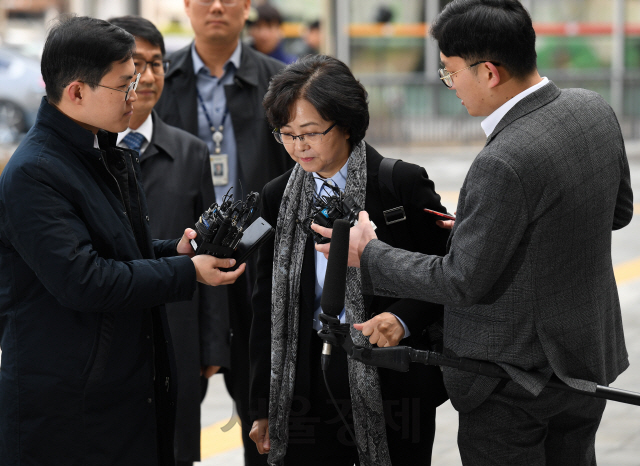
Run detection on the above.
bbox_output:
[122,131,146,153]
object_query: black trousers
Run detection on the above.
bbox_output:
[283,333,437,466]
[226,267,270,466]
[458,379,607,466]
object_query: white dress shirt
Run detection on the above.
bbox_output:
[481,77,549,137]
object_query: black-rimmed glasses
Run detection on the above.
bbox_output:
[273,123,337,146]
[438,61,500,88]
[84,73,141,101]
[134,60,170,76]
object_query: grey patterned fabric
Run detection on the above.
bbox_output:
[268,141,391,466]
[359,82,634,414]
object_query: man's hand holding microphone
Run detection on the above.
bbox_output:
[312,210,453,348]
[177,228,246,286]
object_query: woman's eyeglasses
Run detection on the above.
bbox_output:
[273,123,337,146]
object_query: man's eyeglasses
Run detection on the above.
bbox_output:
[84,73,141,101]
[273,123,337,146]
[438,61,500,88]
[195,0,237,6]
[134,60,170,76]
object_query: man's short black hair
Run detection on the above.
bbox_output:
[108,15,166,57]
[308,20,320,31]
[42,15,135,105]
[263,55,369,149]
[250,4,283,26]
[430,0,537,80]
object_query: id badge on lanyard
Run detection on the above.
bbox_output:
[210,154,229,186]
[197,89,230,187]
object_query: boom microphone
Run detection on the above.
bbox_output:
[319,219,350,369]
[320,219,350,316]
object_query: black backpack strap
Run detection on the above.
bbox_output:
[379,157,443,352]
[378,158,406,226]
[378,157,415,249]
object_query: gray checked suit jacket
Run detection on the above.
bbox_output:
[360,81,634,413]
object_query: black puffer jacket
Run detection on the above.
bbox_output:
[0,98,196,466]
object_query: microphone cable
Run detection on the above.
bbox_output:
[322,369,356,442]
[317,218,366,458]
[322,366,366,460]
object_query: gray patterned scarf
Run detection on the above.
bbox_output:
[267,141,391,466]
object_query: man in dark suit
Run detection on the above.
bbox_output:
[109,16,225,466]
[315,1,634,465]
[154,1,293,464]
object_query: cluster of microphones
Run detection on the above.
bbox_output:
[300,180,365,244]
[191,189,274,272]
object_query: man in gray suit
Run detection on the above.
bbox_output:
[314,1,634,465]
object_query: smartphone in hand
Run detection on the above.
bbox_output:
[423,208,456,221]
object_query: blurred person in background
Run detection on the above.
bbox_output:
[247,3,297,65]
[302,20,321,56]
[108,15,224,466]
[154,0,294,464]
[248,54,450,466]
[0,15,243,466]
[291,20,322,59]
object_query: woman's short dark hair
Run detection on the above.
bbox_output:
[263,55,369,148]
[108,15,166,57]
[42,15,135,104]
[430,0,537,80]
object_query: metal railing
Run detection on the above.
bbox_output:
[361,73,640,145]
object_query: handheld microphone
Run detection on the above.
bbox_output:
[319,219,350,370]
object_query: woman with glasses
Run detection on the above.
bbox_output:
[248,54,451,466]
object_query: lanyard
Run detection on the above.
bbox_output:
[196,89,228,154]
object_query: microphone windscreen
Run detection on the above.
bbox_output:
[320,219,350,318]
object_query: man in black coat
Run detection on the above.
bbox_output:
[109,16,228,465]
[155,1,293,464]
[0,16,243,466]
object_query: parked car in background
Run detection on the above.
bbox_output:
[0,46,44,144]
